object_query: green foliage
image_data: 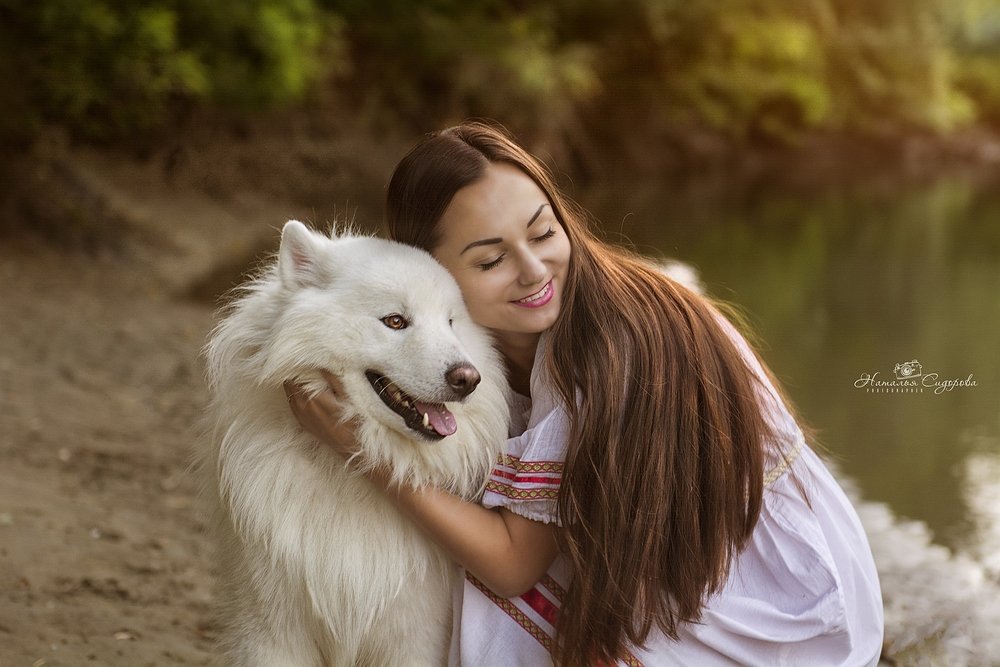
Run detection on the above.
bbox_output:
[955,55,1000,128]
[5,0,1000,144]
[2,0,335,139]
[665,13,831,140]
[172,0,333,108]
[950,1,1000,129]
[319,1,598,136]
[815,1,970,133]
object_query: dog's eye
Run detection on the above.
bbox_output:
[381,314,408,330]
[449,318,454,327]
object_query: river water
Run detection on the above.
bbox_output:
[582,170,1000,556]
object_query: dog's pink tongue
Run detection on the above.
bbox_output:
[413,401,457,437]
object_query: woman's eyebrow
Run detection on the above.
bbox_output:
[460,204,549,255]
[525,203,548,228]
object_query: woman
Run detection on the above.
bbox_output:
[286,122,884,665]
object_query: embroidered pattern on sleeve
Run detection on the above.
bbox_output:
[485,453,563,500]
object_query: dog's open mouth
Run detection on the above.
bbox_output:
[365,371,457,439]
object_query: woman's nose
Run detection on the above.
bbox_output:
[517,249,547,286]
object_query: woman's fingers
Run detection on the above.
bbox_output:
[283,379,300,402]
[294,385,340,422]
[283,371,344,399]
[283,374,341,410]
[320,369,346,396]
[283,380,307,420]
[282,372,360,457]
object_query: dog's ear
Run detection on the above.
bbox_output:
[278,220,331,289]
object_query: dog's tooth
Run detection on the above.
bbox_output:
[422,412,430,428]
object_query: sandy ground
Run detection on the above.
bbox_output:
[0,145,329,666]
[1,237,216,666]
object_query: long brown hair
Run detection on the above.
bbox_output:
[385,121,782,665]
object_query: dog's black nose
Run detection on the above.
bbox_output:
[446,363,481,398]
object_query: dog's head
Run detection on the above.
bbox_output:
[267,220,501,443]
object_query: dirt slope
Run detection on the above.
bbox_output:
[0,145,325,666]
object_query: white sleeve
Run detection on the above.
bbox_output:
[481,407,570,525]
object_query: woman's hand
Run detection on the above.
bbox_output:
[283,370,360,458]
[286,372,558,597]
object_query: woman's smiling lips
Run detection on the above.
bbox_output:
[512,280,554,308]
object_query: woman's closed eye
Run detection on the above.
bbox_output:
[534,227,557,243]
[476,227,557,272]
[478,255,505,271]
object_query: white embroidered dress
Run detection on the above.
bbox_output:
[449,322,884,667]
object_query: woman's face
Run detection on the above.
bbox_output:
[432,162,571,348]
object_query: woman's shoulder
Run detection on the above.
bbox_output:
[511,330,575,450]
[503,392,572,463]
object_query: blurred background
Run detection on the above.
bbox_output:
[1,1,999,665]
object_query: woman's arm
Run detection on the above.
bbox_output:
[373,471,560,598]
[285,373,560,598]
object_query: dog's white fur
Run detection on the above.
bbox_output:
[200,221,509,666]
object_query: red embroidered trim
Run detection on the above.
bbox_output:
[467,574,552,652]
[539,574,566,602]
[484,480,559,500]
[468,572,645,667]
[511,460,564,474]
[531,576,643,667]
[496,453,564,474]
[622,652,645,666]
[520,587,559,626]
[491,468,561,485]
[489,454,564,496]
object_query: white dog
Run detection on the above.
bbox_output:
[200,220,509,666]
